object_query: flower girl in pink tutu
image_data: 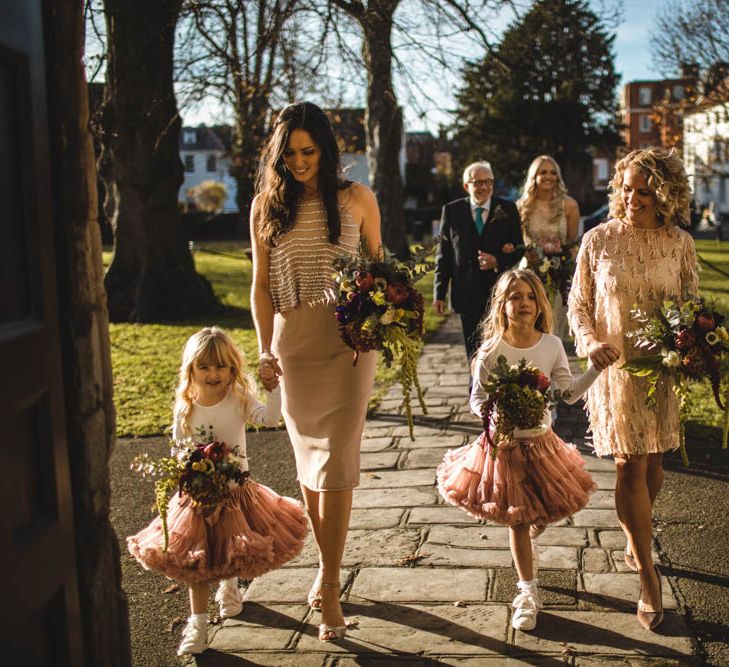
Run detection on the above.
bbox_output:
[127,327,307,656]
[437,269,616,632]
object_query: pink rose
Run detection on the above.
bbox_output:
[355,271,375,291]
[385,283,409,305]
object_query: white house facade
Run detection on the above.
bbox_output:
[179,126,238,213]
[684,102,729,216]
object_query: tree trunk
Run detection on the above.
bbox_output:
[361,3,409,258]
[44,1,131,663]
[101,0,219,322]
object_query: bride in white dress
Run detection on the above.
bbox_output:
[517,155,580,339]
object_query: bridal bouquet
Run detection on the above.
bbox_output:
[332,241,436,439]
[131,432,248,550]
[480,356,556,454]
[622,296,729,460]
[523,237,580,303]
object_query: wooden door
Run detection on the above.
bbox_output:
[0,2,84,664]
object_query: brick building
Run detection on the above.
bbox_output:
[620,75,696,151]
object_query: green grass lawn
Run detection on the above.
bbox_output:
[106,237,729,441]
[685,239,729,441]
[105,241,445,437]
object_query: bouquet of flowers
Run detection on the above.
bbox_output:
[131,429,248,550]
[332,241,436,439]
[622,296,729,461]
[523,237,580,303]
[480,356,556,454]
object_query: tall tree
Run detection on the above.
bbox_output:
[99,0,219,322]
[652,0,729,105]
[455,0,620,193]
[324,0,506,257]
[176,0,315,215]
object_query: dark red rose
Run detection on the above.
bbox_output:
[675,328,696,351]
[355,270,375,291]
[696,313,716,332]
[204,441,227,462]
[385,283,409,305]
[535,373,551,392]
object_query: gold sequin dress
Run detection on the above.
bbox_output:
[269,198,377,490]
[567,219,699,457]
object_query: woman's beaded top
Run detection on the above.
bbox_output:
[268,198,360,313]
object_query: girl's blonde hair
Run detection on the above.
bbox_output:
[475,269,553,364]
[174,326,255,435]
[516,155,569,236]
[608,147,691,227]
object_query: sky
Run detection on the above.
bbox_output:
[178,0,670,133]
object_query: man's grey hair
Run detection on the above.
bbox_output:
[462,161,494,185]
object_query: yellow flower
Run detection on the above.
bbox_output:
[705,331,720,346]
[342,280,352,290]
[372,291,386,306]
[374,277,387,289]
[192,461,202,472]
[716,326,729,341]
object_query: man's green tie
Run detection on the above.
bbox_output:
[475,206,485,234]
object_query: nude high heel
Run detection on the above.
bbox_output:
[637,564,664,631]
[318,582,347,641]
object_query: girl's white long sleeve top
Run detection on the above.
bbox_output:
[469,334,601,438]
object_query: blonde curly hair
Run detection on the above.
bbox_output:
[516,155,569,237]
[608,148,691,227]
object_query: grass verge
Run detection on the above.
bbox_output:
[105,241,445,437]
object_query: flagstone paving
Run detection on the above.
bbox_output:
[194,315,698,666]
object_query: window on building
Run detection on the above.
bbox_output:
[638,87,652,106]
[207,155,217,172]
[673,85,684,100]
[184,155,195,172]
[594,158,609,181]
[639,115,652,133]
[720,177,727,203]
[183,129,196,145]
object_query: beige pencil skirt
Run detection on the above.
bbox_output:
[272,302,377,491]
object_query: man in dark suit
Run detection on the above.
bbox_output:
[434,161,524,362]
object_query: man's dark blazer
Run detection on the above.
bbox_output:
[434,196,524,313]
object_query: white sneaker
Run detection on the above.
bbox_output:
[177,616,207,655]
[215,578,243,618]
[511,588,543,631]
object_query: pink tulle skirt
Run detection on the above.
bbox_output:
[127,479,308,585]
[436,429,596,526]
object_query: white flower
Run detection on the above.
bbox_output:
[705,331,720,346]
[380,308,395,324]
[549,257,560,269]
[661,350,680,367]
[539,258,551,274]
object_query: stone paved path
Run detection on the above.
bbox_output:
[196,315,697,666]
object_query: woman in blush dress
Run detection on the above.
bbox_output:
[250,102,382,642]
[568,147,699,631]
[517,155,580,339]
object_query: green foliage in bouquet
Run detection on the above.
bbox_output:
[131,430,247,550]
[333,240,437,439]
[622,296,729,463]
[480,356,557,455]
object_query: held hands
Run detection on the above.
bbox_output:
[477,251,498,271]
[587,341,620,370]
[433,299,448,315]
[258,352,282,391]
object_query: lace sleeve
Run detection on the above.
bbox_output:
[469,351,497,417]
[567,231,597,357]
[680,232,700,298]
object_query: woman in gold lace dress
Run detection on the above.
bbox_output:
[250,102,381,641]
[568,148,699,631]
[517,156,580,338]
